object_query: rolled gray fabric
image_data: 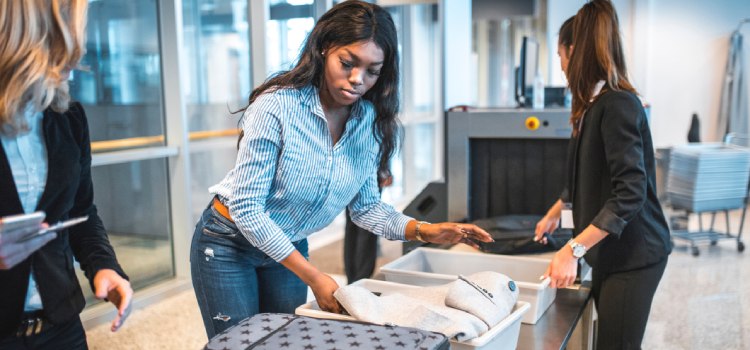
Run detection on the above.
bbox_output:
[334,271,519,341]
[445,271,519,327]
[334,285,487,341]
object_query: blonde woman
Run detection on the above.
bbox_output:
[0,1,132,348]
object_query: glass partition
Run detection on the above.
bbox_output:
[182,0,251,132]
[70,0,165,146]
[181,0,253,222]
[69,0,174,303]
[382,3,441,200]
[267,0,315,75]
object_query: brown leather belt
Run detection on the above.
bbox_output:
[16,311,52,337]
[212,197,234,223]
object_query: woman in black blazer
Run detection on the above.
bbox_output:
[534,2,672,349]
[0,1,132,348]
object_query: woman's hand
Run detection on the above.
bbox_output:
[0,224,54,270]
[309,272,342,314]
[93,269,133,331]
[281,250,342,313]
[534,199,564,244]
[542,247,578,288]
[534,214,560,245]
[419,222,494,249]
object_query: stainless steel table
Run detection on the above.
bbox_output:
[517,286,594,350]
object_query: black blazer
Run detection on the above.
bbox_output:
[563,90,672,273]
[0,103,128,337]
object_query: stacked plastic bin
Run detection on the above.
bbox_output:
[667,144,750,212]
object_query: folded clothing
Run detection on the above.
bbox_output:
[335,286,487,341]
[446,271,519,327]
[334,271,518,341]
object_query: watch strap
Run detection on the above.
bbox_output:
[415,221,429,243]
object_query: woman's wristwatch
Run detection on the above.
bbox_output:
[415,221,430,243]
[568,239,587,258]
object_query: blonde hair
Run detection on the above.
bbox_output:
[0,0,87,135]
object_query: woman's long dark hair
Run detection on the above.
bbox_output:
[567,0,636,135]
[238,0,400,178]
[559,16,574,48]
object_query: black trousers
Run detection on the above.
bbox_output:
[591,257,668,350]
[0,317,87,350]
[344,208,378,284]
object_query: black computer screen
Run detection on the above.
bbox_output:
[515,36,539,107]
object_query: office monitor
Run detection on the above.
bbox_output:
[515,36,539,108]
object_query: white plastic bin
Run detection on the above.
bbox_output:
[295,279,530,350]
[379,247,555,324]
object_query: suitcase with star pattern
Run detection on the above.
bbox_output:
[204,313,450,350]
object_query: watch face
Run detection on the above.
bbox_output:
[573,245,586,258]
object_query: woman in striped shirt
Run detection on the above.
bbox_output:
[190,0,493,339]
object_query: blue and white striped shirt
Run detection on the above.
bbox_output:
[210,85,413,262]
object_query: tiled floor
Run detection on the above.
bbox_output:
[86,211,750,349]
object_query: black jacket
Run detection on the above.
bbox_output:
[563,90,672,273]
[0,103,128,337]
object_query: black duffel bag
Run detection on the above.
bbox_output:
[472,214,572,255]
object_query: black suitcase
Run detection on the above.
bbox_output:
[204,313,450,350]
[473,214,572,254]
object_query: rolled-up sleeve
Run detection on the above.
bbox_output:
[591,94,648,238]
[226,94,296,261]
[348,172,413,241]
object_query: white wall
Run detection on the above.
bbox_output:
[547,0,750,148]
[547,0,634,87]
[644,0,750,146]
[442,0,474,108]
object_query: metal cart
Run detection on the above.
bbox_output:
[667,134,750,257]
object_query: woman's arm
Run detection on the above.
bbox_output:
[544,223,609,288]
[65,103,128,282]
[348,173,493,246]
[227,94,299,262]
[591,93,649,238]
[534,199,564,243]
[280,251,340,313]
[64,103,132,331]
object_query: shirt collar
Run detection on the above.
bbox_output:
[590,80,606,102]
[301,84,366,121]
[1,104,42,137]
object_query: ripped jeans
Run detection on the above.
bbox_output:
[190,203,308,339]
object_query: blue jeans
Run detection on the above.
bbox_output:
[190,203,308,339]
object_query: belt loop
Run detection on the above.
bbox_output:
[16,314,48,337]
[16,321,25,337]
[34,319,43,335]
[24,319,35,337]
